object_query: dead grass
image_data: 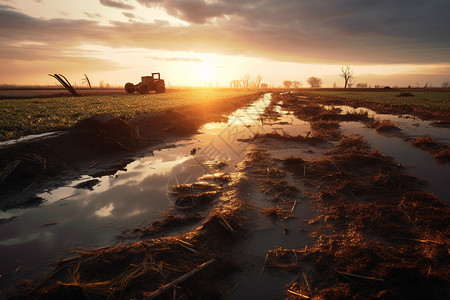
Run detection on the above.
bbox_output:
[366,119,400,132]
[277,135,450,299]
[239,131,325,144]
[260,178,299,198]
[122,213,203,239]
[198,173,232,185]
[0,92,261,206]
[262,207,286,220]
[259,101,282,124]
[302,90,450,122]
[310,119,342,140]
[16,175,251,299]
[411,135,450,163]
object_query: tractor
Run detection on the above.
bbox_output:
[125,73,166,94]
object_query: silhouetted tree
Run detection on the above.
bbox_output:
[442,81,449,88]
[230,80,242,88]
[283,80,293,88]
[340,66,353,88]
[293,81,302,88]
[242,75,251,88]
[307,77,322,88]
[254,74,263,88]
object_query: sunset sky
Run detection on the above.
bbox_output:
[1,0,449,87]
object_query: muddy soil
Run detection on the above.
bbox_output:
[0,93,261,210]
[304,91,450,123]
[1,92,449,299]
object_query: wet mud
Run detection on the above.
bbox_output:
[0,93,261,210]
[1,92,449,299]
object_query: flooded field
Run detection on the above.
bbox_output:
[1,92,449,298]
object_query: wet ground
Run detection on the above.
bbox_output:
[1,92,449,298]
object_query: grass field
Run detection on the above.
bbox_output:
[0,89,258,141]
[306,91,450,110]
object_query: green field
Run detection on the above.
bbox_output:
[306,91,450,110]
[0,89,258,141]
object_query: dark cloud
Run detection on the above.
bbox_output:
[122,12,135,18]
[132,0,450,63]
[99,0,134,10]
[136,0,240,23]
[0,4,14,9]
[84,12,102,18]
[0,0,449,69]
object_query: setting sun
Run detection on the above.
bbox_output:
[196,58,215,83]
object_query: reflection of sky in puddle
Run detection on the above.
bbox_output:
[0,147,200,287]
[341,122,450,202]
[324,104,450,143]
[1,93,448,288]
[224,176,318,299]
[0,93,279,286]
[0,132,61,148]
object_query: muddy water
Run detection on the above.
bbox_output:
[1,93,448,296]
[324,104,450,142]
[0,94,312,290]
[324,104,450,202]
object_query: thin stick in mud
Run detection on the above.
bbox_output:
[144,258,216,299]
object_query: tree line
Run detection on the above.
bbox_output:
[230,74,264,88]
[232,67,449,89]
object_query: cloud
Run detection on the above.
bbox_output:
[131,0,450,64]
[99,0,134,10]
[0,0,449,71]
[85,12,102,18]
[122,12,135,18]
[147,56,203,62]
[0,4,15,10]
[136,0,238,24]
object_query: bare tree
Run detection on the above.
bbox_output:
[356,82,367,88]
[242,75,251,88]
[307,77,322,88]
[442,81,449,88]
[230,80,242,88]
[340,66,353,88]
[347,79,355,88]
[254,74,263,88]
[293,81,302,88]
[283,80,293,88]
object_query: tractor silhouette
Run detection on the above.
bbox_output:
[125,73,166,94]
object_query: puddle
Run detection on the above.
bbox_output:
[0,93,310,289]
[324,104,450,143]
[1,92,448,294]
[0,131,62,147]
[226,191,318,299]
[340,122,450,202]
[320,104,450,202]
